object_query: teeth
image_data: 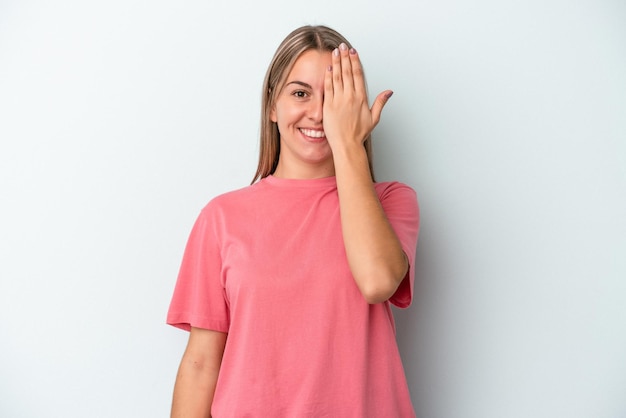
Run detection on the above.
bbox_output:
[300,128,326,138]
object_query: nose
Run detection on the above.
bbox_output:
[308,95,323,123]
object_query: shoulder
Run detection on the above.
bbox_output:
[209,182,260,205]
[374,181,419,221]
[374,181,417,201]
[198,181,265,218]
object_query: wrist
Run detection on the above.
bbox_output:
[330,140,368,161]
[331,142,371,180]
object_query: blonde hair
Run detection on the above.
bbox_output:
[251,25,375,184]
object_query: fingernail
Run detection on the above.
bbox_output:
[386,91,394,99]
[333,48,339,56]
[339,43,347,51]
[349,48,357,55]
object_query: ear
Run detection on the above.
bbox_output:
[270,106,277,123]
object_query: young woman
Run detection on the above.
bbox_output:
[167,25,420,417]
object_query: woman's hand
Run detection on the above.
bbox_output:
[323,43,407,304]
[323,42,393,150]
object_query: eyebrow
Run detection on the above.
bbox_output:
[285,81,312,89]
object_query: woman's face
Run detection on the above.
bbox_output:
[270,49,333,179]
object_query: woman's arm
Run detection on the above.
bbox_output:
[324,44,406,304]
[332,145,408,304]
[171,327,227,418]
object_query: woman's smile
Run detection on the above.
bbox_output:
[299,128,326,141]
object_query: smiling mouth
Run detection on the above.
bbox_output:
[299,128,326,139]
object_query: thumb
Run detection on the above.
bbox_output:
[371,90,393,126]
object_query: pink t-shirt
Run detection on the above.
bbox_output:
[167,175,419,417]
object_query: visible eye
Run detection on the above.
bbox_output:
[292,90,308,99]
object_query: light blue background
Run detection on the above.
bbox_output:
[1,1,624,416]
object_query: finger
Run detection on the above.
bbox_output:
[349,47,366,98]
[339,43,354,91]
[332,47,343,93]
[324,61,334,103]
[370,90,394,126]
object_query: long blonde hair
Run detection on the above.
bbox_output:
[251,25,375,184]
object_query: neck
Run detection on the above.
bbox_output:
[273,159,335,179]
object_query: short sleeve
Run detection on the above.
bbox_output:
[376,182,420,308]
[166,204,230,332]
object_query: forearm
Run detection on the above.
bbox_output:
[333,143,408,304]
[171,358,218,417]
[171,328,226,418]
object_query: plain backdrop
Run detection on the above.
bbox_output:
[1,1,625,417]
